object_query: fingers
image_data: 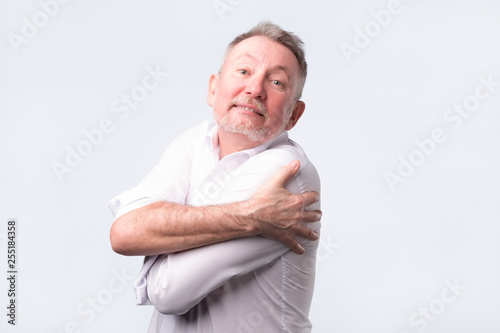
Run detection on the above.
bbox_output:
[283,226,319,254]
[302,209,323,223]
[263,231,306,254]
[299,191,320,207]
[279,224,320,254]
[285,239,305,255]
[292,243,305,255]
[295,191,321,223]
[297,225,320,241]
[266,159,301,188]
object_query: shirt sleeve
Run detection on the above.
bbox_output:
[107,125,198,220]
[143,147,321,315]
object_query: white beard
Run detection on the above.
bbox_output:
[213,96,289,143]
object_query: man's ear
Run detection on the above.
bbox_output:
[285,100,306,130]
[207,74,219,107]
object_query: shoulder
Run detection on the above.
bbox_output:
[252,136,314,175]
[161,121,214,153]
[174,120,215,143]
[247,137,320,193]
[261,138,310,170]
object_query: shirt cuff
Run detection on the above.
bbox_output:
[107,188,159,219]
[133,255,158,305]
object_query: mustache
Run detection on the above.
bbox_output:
[228,97,268,117]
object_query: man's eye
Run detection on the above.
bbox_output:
[238,69,248,75]
[272,80,282,86]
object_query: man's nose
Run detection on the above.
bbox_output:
[245,75,266,100]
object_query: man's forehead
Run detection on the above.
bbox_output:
[233,52,289,69]
[230,36,290,56]
[226,36,299,71]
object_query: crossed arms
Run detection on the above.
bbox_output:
[108,125,322,314]
[110,159,321,257]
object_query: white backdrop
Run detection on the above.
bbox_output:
[1,0,499,332]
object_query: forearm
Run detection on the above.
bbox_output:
[146,235,291,314]
[110,200,257,256]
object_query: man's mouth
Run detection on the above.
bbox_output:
[233,104,265,117]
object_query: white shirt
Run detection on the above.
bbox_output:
[108,121,321,333]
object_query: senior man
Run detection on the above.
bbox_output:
[109,21,322,332]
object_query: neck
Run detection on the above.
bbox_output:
[217,130,262,159]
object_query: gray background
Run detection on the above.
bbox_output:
[1,0,499,332]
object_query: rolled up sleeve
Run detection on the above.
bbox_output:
[107,127,196,220]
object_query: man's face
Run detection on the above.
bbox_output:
[207,36,305,144]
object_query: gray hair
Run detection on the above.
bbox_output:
[220,21,307,99]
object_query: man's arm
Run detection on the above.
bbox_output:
[141,152,321,314]
[110,159,321,256]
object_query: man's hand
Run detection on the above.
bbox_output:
[244,159,322,254]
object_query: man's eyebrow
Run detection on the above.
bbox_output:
[272,65,291,79]
[235,53,292,79]
[235,52,256,61]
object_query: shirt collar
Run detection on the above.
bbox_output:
[205,121,289,159]
[242,130,288,158]
[206,121,220,151]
